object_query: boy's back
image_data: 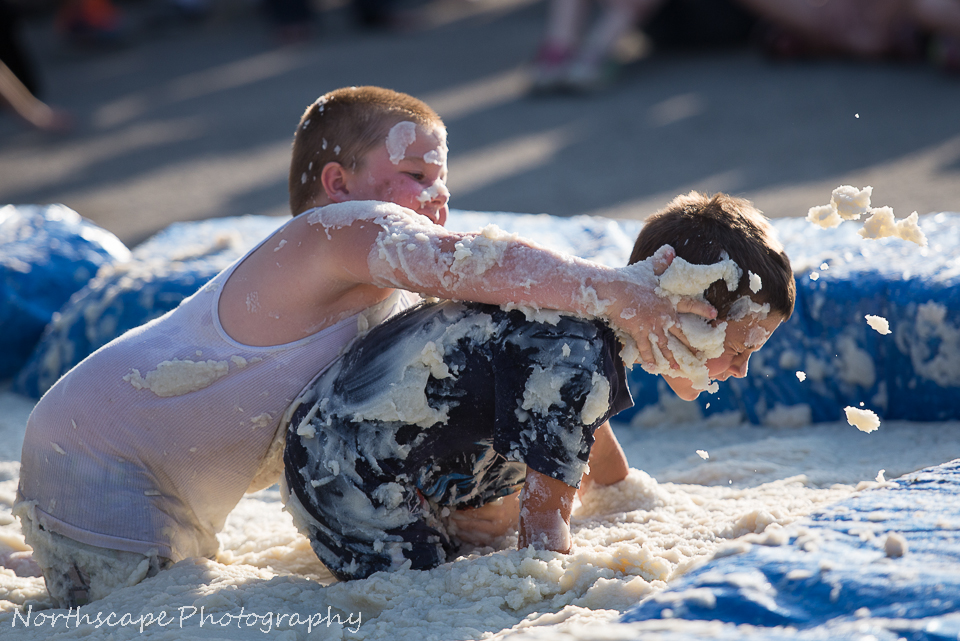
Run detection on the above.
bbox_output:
[18,258,416,561]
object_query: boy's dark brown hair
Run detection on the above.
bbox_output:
[630,192,795,320]
[288,86,445,215]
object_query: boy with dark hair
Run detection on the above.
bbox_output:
[15,86,707,606]
[631,191,794,400]
[283,190,795,580]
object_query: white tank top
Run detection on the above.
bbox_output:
[17,242,417,561]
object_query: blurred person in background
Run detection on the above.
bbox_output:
[261,0,315,42]
[56,0,124,46]
[168,0,211,19]
[260,0,400,41]
[0,0,72,131]
[531,0,960,94]
[531,0,755,92]
[741,0,960,71]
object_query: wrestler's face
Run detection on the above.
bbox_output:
[345,123,450,226]
[663,312,783,401]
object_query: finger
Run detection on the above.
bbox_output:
[667,323,694,352]
[640,330,678,372]
[653,328,680,370]
[664,328,704,373]
[675,297,717,320]
[635,333,655,369]
[650,245,676,276]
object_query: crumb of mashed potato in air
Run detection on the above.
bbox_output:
[859,208,928,247]
[865,315,891,335]
[844,406,880,433]
[807,186,927,247]
[891,211,927,246]
[806,204,842,229]
[858,206,897,238]
[831,185,872,221]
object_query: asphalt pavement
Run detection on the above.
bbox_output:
[2,0,959,246]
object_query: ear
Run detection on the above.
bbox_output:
[320,162,352,203]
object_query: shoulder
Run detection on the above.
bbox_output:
[302,201,425,232]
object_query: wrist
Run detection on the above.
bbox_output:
[518,509,571,552]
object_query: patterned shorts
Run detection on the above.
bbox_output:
[284,300,632,580]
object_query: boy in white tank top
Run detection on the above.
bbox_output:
[16,86,715,606]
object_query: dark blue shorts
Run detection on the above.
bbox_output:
[283,300,632,580]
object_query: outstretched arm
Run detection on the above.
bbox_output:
[311,202,716,370]
[518,468,576,552]
[0,61,72,132]
[517,423,629,552]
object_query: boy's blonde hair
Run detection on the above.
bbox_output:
[289,86,445,215]
[630,192,795,320]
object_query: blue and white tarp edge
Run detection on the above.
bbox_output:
[618,457,960,641]
[0,205,130,379]
[7,207,960,427]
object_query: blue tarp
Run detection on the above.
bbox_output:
[711,215,960,425]
[621,458,960,641]
[11,209,960,427]
[0,205,129,379]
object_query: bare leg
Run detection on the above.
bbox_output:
[542,0,589,51]
[0,60,73,132]
[532,0,589,91]
[448,491,520,546]
[577,0,663,65]
[563,0,664,90]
